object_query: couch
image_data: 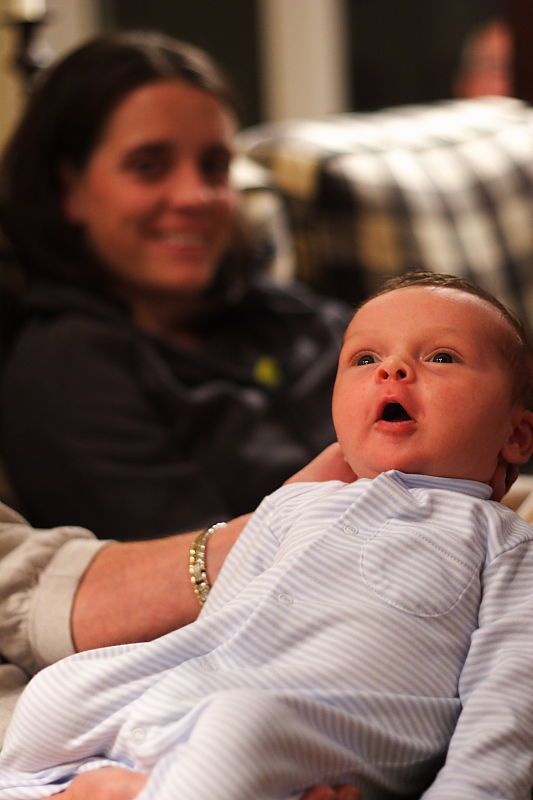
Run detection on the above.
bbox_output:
[235,96,533,332]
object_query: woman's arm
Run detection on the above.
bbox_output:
[0,509,104,674]
[72,443,356,651]
[72,443,357,651]
[71,515,247,651]
[59,767,359,800]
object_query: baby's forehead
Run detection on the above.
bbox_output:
[347,286,509,341]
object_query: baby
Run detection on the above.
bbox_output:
[1,272,532,800]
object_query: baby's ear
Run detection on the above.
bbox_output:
[501,409,533,465]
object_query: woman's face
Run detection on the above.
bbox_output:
[62,79,238,298]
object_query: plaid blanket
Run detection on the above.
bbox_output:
[236,97,533,329]
[231,155,296,283]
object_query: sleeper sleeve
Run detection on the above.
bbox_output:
[421,537,533,799]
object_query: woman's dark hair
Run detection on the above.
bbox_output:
[0,31,241,290]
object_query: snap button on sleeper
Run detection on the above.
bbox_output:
[131,727,145,744]
[343,524,358,535]
[277,592,294,606]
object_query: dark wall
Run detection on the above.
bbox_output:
[99,0,261,127]
[346,0,505,110]
[99,0,510,121]
[508,0,533,103]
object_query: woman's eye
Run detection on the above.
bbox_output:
[131,158,167,180]
[356,354,376,366]
[123,148,170,181]
[431,352,455,364]
[202,152,231,184]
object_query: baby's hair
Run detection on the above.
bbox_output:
[363,271,533,409]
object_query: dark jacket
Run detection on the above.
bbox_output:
[1,277,350,539]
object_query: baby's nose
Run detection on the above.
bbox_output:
[377,356,412,381]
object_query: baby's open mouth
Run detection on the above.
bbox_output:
[381,402,412,422]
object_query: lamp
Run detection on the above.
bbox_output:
[3,0,49,91]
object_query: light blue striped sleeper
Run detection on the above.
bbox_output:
[0,470,532,800]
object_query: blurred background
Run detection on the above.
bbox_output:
[0,0,532,501]
[0,0,531,317]
[1,0,531,141]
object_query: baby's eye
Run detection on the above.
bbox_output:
[431,352,455,364]
[356,354,376,366]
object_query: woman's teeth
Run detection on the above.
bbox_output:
[157,232,207,245]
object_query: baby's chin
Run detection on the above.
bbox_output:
[349,461,488,482]
[347,459,419,479]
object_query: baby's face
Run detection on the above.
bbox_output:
[333,286,527,483]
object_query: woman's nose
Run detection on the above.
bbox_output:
[376,356,413,382]
[167,164,211,208]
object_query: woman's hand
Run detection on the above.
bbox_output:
[285,443,357,485]
[303,785,360,799]
[59,767,146,799]
[57,768,359,800]
[490,458,519,502]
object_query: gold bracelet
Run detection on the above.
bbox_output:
[189,522,227,606]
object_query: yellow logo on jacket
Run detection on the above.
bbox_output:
[252,356,282,388]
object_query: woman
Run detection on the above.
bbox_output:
[0,32,348,539]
